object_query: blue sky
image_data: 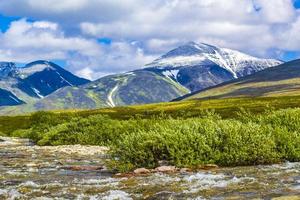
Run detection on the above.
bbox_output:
[294,0,300,8]
[0,0,300,79]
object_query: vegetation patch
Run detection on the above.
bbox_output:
[4,105,300,172]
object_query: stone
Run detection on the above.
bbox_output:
[133,168,151,174]
[62,165,103,171]
[179,168,192,173]
[198,164,219,170]
[114,173,134,178]
[155,166,176,173]
[272,196,300,200]
[26,163,38,168]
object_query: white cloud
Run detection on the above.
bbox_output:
[0,0,299,79]
[0,19,101,61]
[0,19,154,80]
[253,0,296,23]
[75,67,94,80]
[77,0,300,57]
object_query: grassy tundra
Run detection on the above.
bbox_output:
[1,96,300,171]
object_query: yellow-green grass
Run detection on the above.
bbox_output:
[2,95,300,135]
[185,78,300,100]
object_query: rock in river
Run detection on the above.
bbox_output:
[133,168,151,175]
[155,166,177,173]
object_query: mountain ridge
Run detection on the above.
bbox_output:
[179,59,300,101]
[0,42,283,113]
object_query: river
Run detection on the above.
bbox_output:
[0,137,299,200]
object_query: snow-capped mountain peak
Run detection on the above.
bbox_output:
[18,60,56,79]
[145,42,282,78]
[159,42,216,59]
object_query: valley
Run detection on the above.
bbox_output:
[1,44,300,200]
[2,1,300,199]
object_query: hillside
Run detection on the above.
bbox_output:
[2,70,188,112]
[181,59,300,100]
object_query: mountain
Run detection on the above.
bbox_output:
[179,59,300,100]
[0,42,282,113]
[0,60,90,106]
[17,70,189,110]
[144,42,282,92]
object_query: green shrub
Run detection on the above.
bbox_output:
[5,107,300,171]
[110,118,283,170]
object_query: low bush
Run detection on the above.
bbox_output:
[8,108,300,171]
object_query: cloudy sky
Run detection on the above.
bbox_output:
[0,0,300,80]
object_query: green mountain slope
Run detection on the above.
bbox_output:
[181,59,300,100]
[1,70,189,114]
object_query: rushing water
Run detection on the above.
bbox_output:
[0,137,300,200]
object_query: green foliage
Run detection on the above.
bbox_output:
[111,117,281,171]
[7,108,300,172]
[2,96,300,172]
[2,95,300,135]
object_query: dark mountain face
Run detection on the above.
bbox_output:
[180,59,300,100]
[17,60,90,97]
[0,60,90,106]
[145,62,235,92]
[0,62,17,78]
[0,88,24,106]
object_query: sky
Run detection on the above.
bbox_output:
[0,0,300,80]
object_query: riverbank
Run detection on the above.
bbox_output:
[3,108,300,172]
[1,137,300,199]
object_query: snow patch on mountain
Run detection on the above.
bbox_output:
[19,63,54,79]
[9,95,21,103]
[148,55,210,69]
[162,69,180,80]
[55,71,73,86]
[32,87,44,98]
[107,85,118,107]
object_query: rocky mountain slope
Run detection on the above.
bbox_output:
[180,59,300,100]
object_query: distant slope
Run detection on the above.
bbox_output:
[181,59,300,100]
[0,60,90,106]
[4,70,188,111]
